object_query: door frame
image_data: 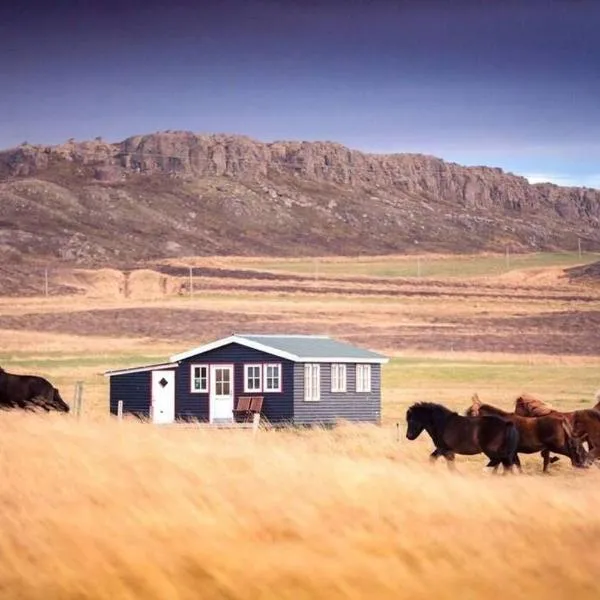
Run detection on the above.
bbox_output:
[208,363,235,423]
[150,369,176,424]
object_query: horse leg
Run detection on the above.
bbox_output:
[485,457,501,474]
[500,458,514,475]
[429,448,443,464]
[542,449,552,473]
[443,451,456,471]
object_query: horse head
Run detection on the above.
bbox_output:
[465,393,482,417]
[405,405,426,440]
[48,388,70,413]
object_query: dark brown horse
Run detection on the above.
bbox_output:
[466,396,587,472]
[405,402,519,474]
[515,392,600,465]
[0,366,70,413]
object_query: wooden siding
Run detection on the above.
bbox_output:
[292,363,381,426]
[109,371,151,419]
[176,343,294,424]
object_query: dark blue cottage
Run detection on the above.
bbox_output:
[104,334,389,426]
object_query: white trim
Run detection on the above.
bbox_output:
[103,362,179,377]
[331,363,347,393]
[171,335,299,362]
[356,364,372,393]
[190,364,209,393]
[264,363,282,393]
[169,334,389,364]
[151,370,176,424]
[299,356,388,364]
[304,363,321,402]
[209,363,235,424]
[244,363,263,393]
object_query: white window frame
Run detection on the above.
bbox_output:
[356,364,372,393]
[304,363,321,402]
[244,364,263,393]
[190,364,208,393]
[331,363,347,393]
[264,363,282,393]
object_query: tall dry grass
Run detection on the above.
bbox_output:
[1,414,600,599]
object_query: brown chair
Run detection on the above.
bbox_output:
[233,396,252,421]
[249,396,264,415]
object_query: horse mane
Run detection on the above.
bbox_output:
[515,393,553,417]
[407,402,455,439]
[477,402,511,416]
[408,402,455,416]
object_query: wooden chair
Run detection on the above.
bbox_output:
[249,396,264,415]
[233,396,252,421]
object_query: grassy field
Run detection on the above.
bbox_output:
[1,253,600,598]
[224,251,600,279]
[2,412,600,600]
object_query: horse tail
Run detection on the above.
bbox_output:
[502,421,519,462]
[562,419,587,467]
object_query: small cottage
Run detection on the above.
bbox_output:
[103,333,389,426]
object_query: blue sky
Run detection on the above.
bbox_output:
[1,0,599,187]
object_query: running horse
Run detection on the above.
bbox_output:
[466,395,588,472]
[515,392,600,465]
[405,402,519,474]
[0,366,70,413]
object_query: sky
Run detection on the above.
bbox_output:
[1,0,599,187]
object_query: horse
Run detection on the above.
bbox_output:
[515,392,600,465]
[405,402,519,474]
[591,390,600,412]
[0,366,70,413]
[466,395,587,472]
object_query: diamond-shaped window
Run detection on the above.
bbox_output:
[158,377,169,388]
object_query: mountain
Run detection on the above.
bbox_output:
[1,131,599,265]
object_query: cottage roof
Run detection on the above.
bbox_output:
[170,334,389,364]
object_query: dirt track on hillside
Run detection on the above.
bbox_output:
[2,306,600,356]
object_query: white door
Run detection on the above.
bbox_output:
[209,365,234,423]
[151,370,175,424]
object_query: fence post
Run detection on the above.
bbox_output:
[73,381,83,419]
[117,400,123,422]
[396,422,400,442]
[252,412,261,437]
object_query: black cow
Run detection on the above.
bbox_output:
[0,366,70,413]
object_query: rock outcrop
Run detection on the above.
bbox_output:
[0,131,599,264]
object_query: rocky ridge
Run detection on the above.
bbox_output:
[0,131,599,265]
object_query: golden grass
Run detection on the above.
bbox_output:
[1,254,600,598]
[2,413,600,600]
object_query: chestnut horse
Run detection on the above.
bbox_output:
[465,395,588,472]
[405,402,519,474]
[515,392,600,465]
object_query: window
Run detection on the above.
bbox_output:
[304,363,320,401]
[244,364,262,392]
[191,364,208,392]
[331,363,347,392]
[356,364,372,393]
[264,363,281,392]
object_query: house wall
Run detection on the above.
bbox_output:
[109,371,151,418]
[292,363,381,426]
[175,343,295,423]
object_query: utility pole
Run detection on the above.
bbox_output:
[189,266,193,297]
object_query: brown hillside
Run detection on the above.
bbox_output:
[1,132,599,266]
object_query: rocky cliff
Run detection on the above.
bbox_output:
[0,131,599,265]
